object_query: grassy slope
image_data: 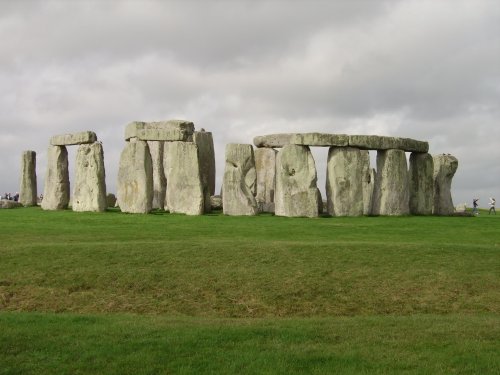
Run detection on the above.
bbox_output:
[0,207,499,373]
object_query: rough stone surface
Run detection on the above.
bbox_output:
[50,131,97,146]
[19,150,37,206]
[147,141,166,209]
[253,134,294,148]
[193,131,216,210]
[210,195,223,211]
[291,133,349,147]
[326,147,368,216]
[125,120,194,141]
[72,142,107,212]
[371,149,410,216]
[106,193,117,208]
[41,145,70,210]
[117,141,153,214]
[363,168,376,215]
[0,200,23,209]
[255,148,277,209]
[164,141,205,215]
[275,144,320,218]
[409,152,434,215]
[222,144,258,216]
[348,135,428,153]
[433,154,458,216]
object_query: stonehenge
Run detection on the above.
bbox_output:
[26,127,457,218]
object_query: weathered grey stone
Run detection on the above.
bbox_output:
[0,200,23,209]
[73,142,107,212]
[255,148,277,209]
[50,131,97,146]
[147,141,166,209]
[409,152,434,215]
[275,145,320,218]
[253,134,294,148]
[164,141,205,215]
[348,135,429,153]
[19,150,37,206]
[193,131,216,211]
[433,154,458,216]
[210,195,223,210]
[371,149,409,216]
[126,120,195,141]
[291,133,349,147]
[222,144,258,216]
[326,147,368,216]
[41,146,70,210]
[363,168,376,215]
[106,193,117,208]
[117,141,153,214]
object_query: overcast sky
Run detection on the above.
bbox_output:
[1,0,499,207]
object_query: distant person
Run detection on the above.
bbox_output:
[472,198,479,215]
[13,192,19,202]
[489,197,496,215]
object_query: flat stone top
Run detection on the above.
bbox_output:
[254,133,428,153]
[125,120,195,141]
[50,131,97,146]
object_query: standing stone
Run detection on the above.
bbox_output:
[117,140,153,214]
[222,144,258,216]
[193,131,216,211]
[147,141,166,210]
[255,148,277,212]
[363,168,376,215]
[164,141,205,215]
[73,142,107,212]
[19,150,37,206]
[371,149,409,216]
[326,147,368,216]
[433,154,458,215]
[41,145,70,210]
[409,153,434,215]
[275,144,320,218]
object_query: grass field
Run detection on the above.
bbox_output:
[0,207,499,374]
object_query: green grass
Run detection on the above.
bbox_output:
[0,207,499,373]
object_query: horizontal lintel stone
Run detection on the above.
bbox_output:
[348,135,429,153]
[50,131,97,146]
[291,133,349,147]
[253,134,293,148]
[125,120,195,141]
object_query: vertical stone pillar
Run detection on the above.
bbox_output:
[41,145,70,210]
[372,149,409,216]
[409,152,434,215]
[275,144,319,218]
[147,141,166,210]
[19,150,37,206]
[433,154,458,215]
[164,141,205,215]
[117,140,153,214]
[73,142,107,212]
[255,148,277,212]
[193,131,216,212]
[222,144,258,216]
[363,168,376,215]
[326,147,368,216]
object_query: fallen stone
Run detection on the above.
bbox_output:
[255,148,277,208]
[275,144,320,218]
[147,141,166,209]
[409,152,434,215]
[125,120,195,141]
[117,141,153,214]
[19,150,37,206]
[72,142,107,212]
[348,135,429,153]
[210,195,223,211]
[41,145,70,210]
[222,144,258,216]
[326,147,368,216]
[291,133,349,147]
[106,193,117,208]
[193,131,216,211]
[455,203,467,213]
[0,200,23,209]
[164,141,205,215]
[50,131,97,146]
[433,154,458,216]
[371,149,410,216]
[253,134,294,148]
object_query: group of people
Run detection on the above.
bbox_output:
[2,192,20,202]
[472,197,496,215]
